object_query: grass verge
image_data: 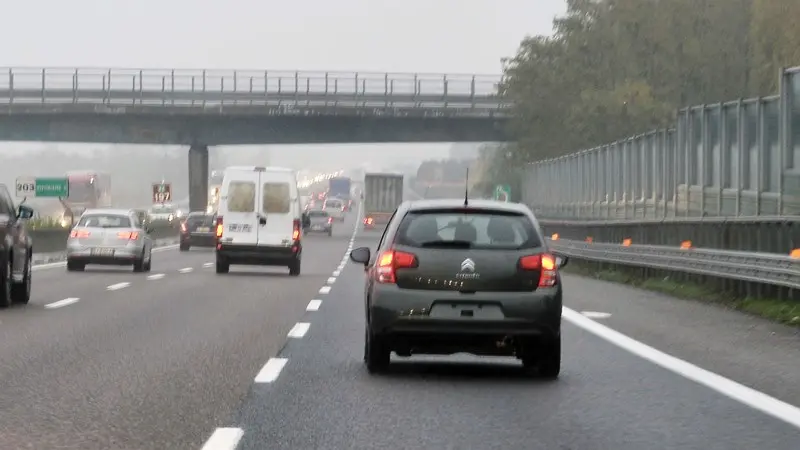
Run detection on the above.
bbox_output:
[563,263,800,328]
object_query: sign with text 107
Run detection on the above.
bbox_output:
[152,183,172,203]
[15,177,69,198]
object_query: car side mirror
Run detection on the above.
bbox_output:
[555,255,568,268]
[17,204,34,220]
[349,247,370,265]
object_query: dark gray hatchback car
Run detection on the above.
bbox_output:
[349,199,567,378]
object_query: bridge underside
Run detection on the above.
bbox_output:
[0,114,509,145]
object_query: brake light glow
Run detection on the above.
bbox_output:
[375,249,418,283]
[69,229,90,238]
[364,217,374,225]
[327,217,333,224]
[117,231,139,240]
[519,253,558,287]
[215,216,224,238]
[180,222,187,233]
[292,219,301,241]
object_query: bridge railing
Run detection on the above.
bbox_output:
[522,66,800,220]
[0,67,507,112]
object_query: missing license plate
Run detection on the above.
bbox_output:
[429,302,504,320]
[90,248,115,257]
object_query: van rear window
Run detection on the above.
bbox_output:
[263,182,291,214]
[227,181,256,213]
[395,209,542,250]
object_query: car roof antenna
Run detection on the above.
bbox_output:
[463,167,469,207]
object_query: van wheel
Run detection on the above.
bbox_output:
[11,251,31,304]
[288,258,301,276]
[0,256,12,308]
[216,256,230,274]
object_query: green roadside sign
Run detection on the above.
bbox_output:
[15,177,69,198]
[493,184,511,202]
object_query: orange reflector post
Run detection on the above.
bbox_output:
[680,240,692,250]
[622,238,632,247]
[551,233,560,241]
[585,237,593,243]
[790,249,800,259]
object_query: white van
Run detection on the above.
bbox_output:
[214,166,308,275]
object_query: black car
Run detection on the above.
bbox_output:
[0,184,34,307]
[179,212,217,251]
[349,199,567,378]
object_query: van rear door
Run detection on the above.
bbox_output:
[221,172,260,246]
[258,178,295,247]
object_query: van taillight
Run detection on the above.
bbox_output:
[519,253,558,287]
[292,219,301,241]
[215,216,224,238]
[180,222,187,233]
[375,249,418,284]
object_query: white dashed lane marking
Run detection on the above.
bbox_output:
[203,262,214,268]
[306,299,322,311]
[107,282,130,291]
[147,273,165,280]
[332,270,341,277]
[318,286,331,295]
[179,267,194,273]
[254,357,288,383]
[201,427,244,450]
[327,277,337,284]
[582,311,612,319]
[287,322,310,338]
[45,297,79,309]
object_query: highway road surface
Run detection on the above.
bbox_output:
[1,208,799,449]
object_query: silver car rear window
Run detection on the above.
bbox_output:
[78,214,131,228]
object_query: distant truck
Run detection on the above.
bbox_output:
[363,173,403,230]
[328,177,352,210]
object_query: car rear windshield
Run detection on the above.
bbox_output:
[394,209,542,250]
[186,214,214,226]
[78,214,131,228]
[307,210,329,217]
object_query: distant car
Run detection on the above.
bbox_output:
[66,208,154,272]
[179,212,217,250]
[323,198,345,221]
[305,210,333,236]
[0,184,34,307]
[349,199,567,378]
[148,204,182,224]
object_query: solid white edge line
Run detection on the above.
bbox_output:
[318,286,331,294]
[327,277,336,284]
[106,282,130,291]
[561,307,800,429]
[306,299,322,311]
[32,243,179,272]
[287,322,311,338]
[200,427,244,450]
[254,357,288,383]
[44,297,79,309]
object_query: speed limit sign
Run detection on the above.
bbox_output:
[152,183,172,204]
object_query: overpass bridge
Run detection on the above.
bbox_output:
[0,67,510,211]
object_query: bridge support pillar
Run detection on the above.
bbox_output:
[188,144,209,212]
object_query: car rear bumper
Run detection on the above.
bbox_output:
[181,232,217,247]
[66,246,143,265]
[305,225,332,233]
[217,243,301,265]
[369,288,562,339]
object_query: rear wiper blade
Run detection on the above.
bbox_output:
[419,240,472,248]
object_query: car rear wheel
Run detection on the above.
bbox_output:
[133,252,146,273]
[179,243,190,251]
[66,259,85,272]
[0,257,12,308]
[10,251,31,304]
[364,328,390,373]
[522,336,561,379]
[215,255,230,274]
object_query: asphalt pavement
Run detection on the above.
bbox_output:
[3,206,800,450]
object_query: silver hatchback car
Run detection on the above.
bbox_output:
[66,209,154,272]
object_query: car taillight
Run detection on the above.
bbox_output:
[215,216,224,238]
[117,231,139,240]
[180,222,187,233]
[327,217,333,224]
[292,219,301,241]
[364,217,374,225]
[375,249,418,284]
[519,253,558,287]
[69,229,90,238]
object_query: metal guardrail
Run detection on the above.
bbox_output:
[0,68,508,116]
[547,238,800,290]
